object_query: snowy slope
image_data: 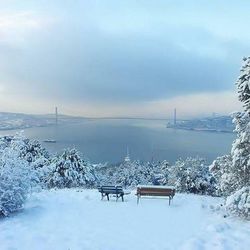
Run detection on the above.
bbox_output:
[0,112,86,130]
[0,189,249,250]
[0,112,54,130]
[167,116,234,133]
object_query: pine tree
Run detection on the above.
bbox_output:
[230,56,250,189]
[225,187,250,220]
[155,161,170,185]
[236,57,250,113]
[219,57,250,219]
[0,137,37,216]
[47,149,96,188]
[210,155,234,196]
[212,58,250,194]
[172,157,215,195]
[231,112,250,188]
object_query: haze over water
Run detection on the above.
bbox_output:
[0,119,235,164]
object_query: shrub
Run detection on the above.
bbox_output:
[225,187,250,219]
[46,149,96,189]
[0,145,36,216]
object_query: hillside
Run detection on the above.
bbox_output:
[167,116,234,133]
[0,189,249,250]
[0,112,86,130]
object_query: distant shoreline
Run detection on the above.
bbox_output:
[166,127,234,133]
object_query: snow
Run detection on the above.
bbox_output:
[0,189,249,250]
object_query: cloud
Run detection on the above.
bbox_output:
[1,22,244,103]
[0,0,249,117]
[0,84,4,93]
[64,91,242,118]
[0,90,240,119]
[0,10,54,45]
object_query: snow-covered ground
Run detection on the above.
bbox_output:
[0,189,249,250]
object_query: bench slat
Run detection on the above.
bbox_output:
[136,185,176,205]
[97,185,129,202]
[138,192,173,196]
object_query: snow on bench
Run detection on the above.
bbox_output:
[136,185,176,205]
[97,185,130,202]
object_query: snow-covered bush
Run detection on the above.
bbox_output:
[96,157,215,194]
[0,139,37,216]
[96,160,164,188]
[170,157,215,195]
[225,187,250,219]
[0,136,12,150]
[210,155,235,196]
[0,133,51,188]
[46,149,96,189]
[155,161,171,185]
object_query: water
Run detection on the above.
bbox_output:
[0,119,235,164]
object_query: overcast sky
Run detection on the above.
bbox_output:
[0,0,249,118]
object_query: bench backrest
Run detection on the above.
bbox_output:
[137,186,175,197]
[98,185,124,194]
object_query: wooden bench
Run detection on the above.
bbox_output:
[136,185,176,205]
[98,185,129,202]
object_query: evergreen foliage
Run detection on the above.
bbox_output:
[96,157,215,195]
[0,135,37,216]
[225,186,250,220]
[46,149,96,189]
[210,155,234,196]
[169,157,215,195]
[211,57,250,218]
[236,57,250,113]
[231,112,250,188]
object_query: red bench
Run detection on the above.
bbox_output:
[136,185,176,205]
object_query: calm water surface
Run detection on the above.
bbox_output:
[0,119,235,164]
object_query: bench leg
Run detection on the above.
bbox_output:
[137,195,140,205]
[121,195,124,202]
[106,193,109,201]
[101,193,104,200]
[116,194,118,202]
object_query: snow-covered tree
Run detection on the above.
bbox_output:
[156,160,171,185]
[104,160,149,188]
[19,139,50,168]
[228,56,250,191]
[0,139,37,216]
[209,58,250,199]
[210,155,235,196]
[0,133,51,187]
[211,57,250,219]
[231,112,250,189]
[171,157,215,195]
[236,57,250,113]
[96,157,215,194]
[225,186,250,219]
[96,160,164,188]
[0,136,12,150]
[0,133,50,168]
[46,149,96,189]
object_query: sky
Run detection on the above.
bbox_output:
[0,0,249,118]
